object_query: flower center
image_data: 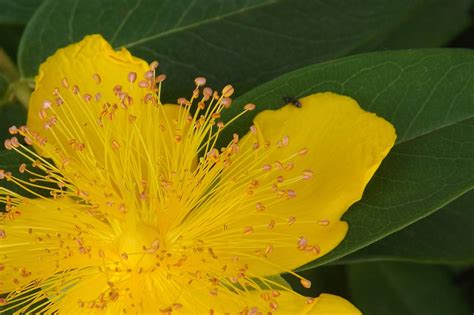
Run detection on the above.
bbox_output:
[118,222,161,270]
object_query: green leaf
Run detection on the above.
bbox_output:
[0,24,25,62]
[347,262,471,315]
[283,265,350,298]
[0,0,42,25]
[355,0,471,50]
[18,0,470,100]
[0,73,8,96]
[0,149,30,203]
[336,190,474,264]
[224,49,474,269]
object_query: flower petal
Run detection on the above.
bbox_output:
[193,92,396,276]
[25,35,182,217]
[309,294,361,315]
[183,291,361,314]
[0,197,116,309]
[28,34,149,158]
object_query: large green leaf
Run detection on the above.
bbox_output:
[283,265,350,298]
[347,262,471,315]
[0,73,8,97]
[0,0,41,25]
[0,24,25,62]
[337,190,474,264]
[18,0,470,100]
[223,49,474,269]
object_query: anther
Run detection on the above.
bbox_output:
[297,236,307,249]
[3,139,12,150]
[250,125,257,134]
[24,137,33,145]
[244,226,254,235]
[287,189,296,199]
[155,74,166,83]
[138,80,149,88]
[265,244,273,255]
[92,73,101,84]
[177,98,187,106]
[269,300,278,311]
[203,87,213,100]
[61,77,69,88]
[256,202,265,211]
[288,216,296,225]
[83,93,92,102]
[301,279,311,288]
[149,61,159,71]
[19,163,26,173]
[111,140,121,150]
[0,229,6,239]
[318,219,330,226]
[298,147,308,155]
[144,93,154,104]
[39,109,48,120]
[244,103,256,111]
[72,85,80,95]
[42,100,52,109]
[194,77,207,87]
[8,125,18,135]
[151,239,160,250]
[262,164,272,171]
[221,97,232,108]
[267,220,275,229]
[302,170,313,180]
[128,72,137,83]
[144,70,154,80]
[222,85,234,97]
[232,133,239,144]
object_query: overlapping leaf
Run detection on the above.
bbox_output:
[337,190,474,264]
[347,262,471,315]
[18,0,470,100]
[0,0,41,24]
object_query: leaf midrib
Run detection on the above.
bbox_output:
[122,0,279,49]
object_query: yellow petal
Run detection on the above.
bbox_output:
[28,34,149,158]
[186,291,361,314]
[310,294,362,315]
[25,35,182,217]
[196,92,396,276]
[177,290,360,314]
[0,198,116,303]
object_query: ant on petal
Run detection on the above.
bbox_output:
[282,96,302,108]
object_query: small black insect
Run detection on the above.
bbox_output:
[282,96,302,108]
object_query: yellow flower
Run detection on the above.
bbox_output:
[0,35,395,314]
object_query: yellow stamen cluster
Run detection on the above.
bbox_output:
[0,61,319,313]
